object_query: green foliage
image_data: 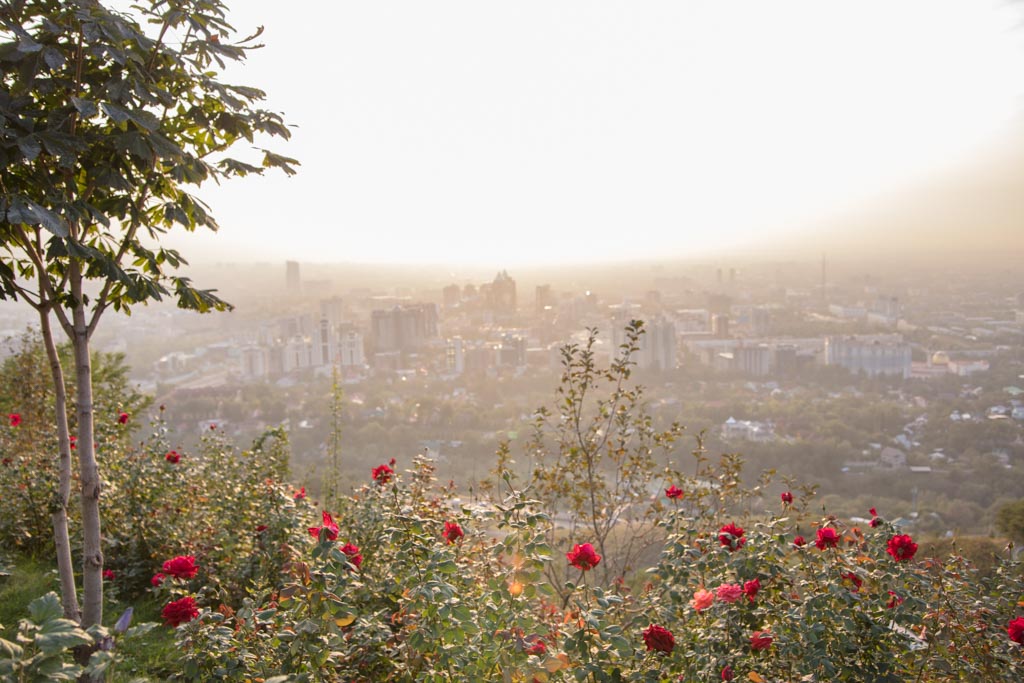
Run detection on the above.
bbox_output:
[102,422,310,604]
[996,499,1024,546]
[0,337,150,555]
[526,320,684,591]
[0,591,152,682]
[0,0,296,315]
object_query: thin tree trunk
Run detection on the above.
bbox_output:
[39,306,80,622]
[71,267,103,629]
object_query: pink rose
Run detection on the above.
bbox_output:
[716,583,744,603]
[690,588,715,612]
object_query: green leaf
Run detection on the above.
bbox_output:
[36,619,93,655]
[71,97,99,119]
[16,135,41,161]
[100,102,131,124]
[42,47,65,70]
[0,637,24,659]
[27,592,63,623]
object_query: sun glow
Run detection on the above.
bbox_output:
[173,0,1024,266]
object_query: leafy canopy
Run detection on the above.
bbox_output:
[0,0,297,323]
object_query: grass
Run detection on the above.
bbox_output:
[0,554,180,681]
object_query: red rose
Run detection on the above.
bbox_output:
[443,520,464,544]
[102,569,115,581]
[869,517,881,528]
[340,542,362,568]
[721,665,735,681]
[162,555,199,579]
[886,534,918,562]
[869,507,877,516]
[372,463,393,484]
[815,527,839,550]
[566,543,601,571]
[151,572,166,587]
[165,450,180,464]
[526,639,546,656]
[744,577,761,602]
[255,524,268,533]
[294,486,306,501]
[308,510,339,542]
[1007,617,1024,644]
[642,624,675,654]
[162,596,199,627]
[781,491,793,504]
[718,523,746,551]
[665,485,684,500]
[793,535,806,547]
[69,436,76,450]
[886,591,904,609]
[841,571,863,592]
[750,630,773,651]
[8,413,21,427]
[118,412,129,424]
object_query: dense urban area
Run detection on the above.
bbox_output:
[3,256,1022,536]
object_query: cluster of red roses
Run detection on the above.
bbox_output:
[640,621,772,660]
[153,555,201,627]
[372,459,396,485]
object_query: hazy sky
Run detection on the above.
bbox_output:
[159,1,1024,266]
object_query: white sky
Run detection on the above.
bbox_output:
[161,0,1024,266]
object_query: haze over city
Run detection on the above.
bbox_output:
[146,0,1024,266]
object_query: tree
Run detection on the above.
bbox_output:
[996,499,1024,546]
[0,0,296,632]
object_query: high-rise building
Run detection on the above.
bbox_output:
[487,270,517,315]
[445,337,464,375]
[337,323,365,367]
[535,284,555,315]
[317,318,336,365]
[371,304,439,352]
[442,284,462,309]
[612,317,677,371]
[285,260,300,294]
[319,297,345,327]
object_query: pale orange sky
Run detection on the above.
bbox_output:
[150,0,1024,265]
